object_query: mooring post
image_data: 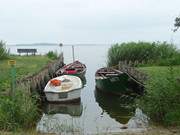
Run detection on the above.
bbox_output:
[59,43,63,54]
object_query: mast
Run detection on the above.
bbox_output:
[72,45,75,62]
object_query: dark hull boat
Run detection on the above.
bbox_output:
[56,61,86,80]
[95,67,143,95]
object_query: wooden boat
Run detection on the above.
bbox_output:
[55,61,86,79]
[95,67,143,95]
[44,75,82,102]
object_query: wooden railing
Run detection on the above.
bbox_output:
[118,61,148,84]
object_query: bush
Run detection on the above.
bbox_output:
[107,41,179,67]
[0,86,39,131]
[46,51,58,60]
[0,40,9,60]
[136,67,180,126]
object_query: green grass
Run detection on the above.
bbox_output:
[0,55,51,92]
[0,86,39,131]
[137,66,180,126]
[138,66,180,78]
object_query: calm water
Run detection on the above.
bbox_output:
[7,45,134,134]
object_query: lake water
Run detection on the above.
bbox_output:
[7,45,136,134]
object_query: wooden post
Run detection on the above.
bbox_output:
[72,45,75,62]
[8,60,16,97]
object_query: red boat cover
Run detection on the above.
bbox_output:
[65,69,77,74]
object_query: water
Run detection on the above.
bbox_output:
[7,44,140,134]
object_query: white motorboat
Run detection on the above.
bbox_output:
[44,75,82,102]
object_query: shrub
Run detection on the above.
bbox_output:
[0,40,9,60]
[46,51,58,60]
[136,67,180,126]
[0,86,39,131]
[107,41,179,67]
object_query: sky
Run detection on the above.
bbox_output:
[0,0,180,46]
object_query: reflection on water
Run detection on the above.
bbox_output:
[81,76,87,86]
[44,102,83,117]
[94,89,134,124]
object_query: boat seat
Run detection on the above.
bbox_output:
[98,71,116,74]
[105,74,119,76]
[66,68,76,70]
[62,79,71,82]
[74,66,83,68]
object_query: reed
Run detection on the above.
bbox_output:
[107,41,180,67]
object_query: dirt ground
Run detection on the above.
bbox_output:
[110,126,180,135]
[0,126,180,135]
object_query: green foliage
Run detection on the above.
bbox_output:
[136,66,180,126]
[0,86,39,131]
[46,51,58,60]
[0,40,9,60]
[107,41,179,67]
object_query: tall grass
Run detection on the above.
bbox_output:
[136,67,180,126]
[0,85,39,131]
[107,41,180,67]
[0,40,9,60]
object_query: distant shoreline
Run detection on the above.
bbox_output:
[7,43,111,46]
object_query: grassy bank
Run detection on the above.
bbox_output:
[0,55,53,131]
[0,55,51,92]
[138,66,180,78]
[137,66,180,126]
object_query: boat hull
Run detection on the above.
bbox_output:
[95,73,134,95]
[55,61,86,80]
[45,88,81,102]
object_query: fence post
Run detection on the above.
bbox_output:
[8,60,16,97]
